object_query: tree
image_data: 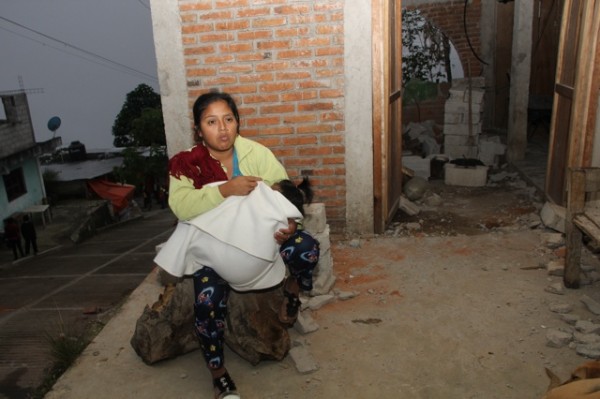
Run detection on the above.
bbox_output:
[112,84,165,147]
[131,108,166,147]
[402,9,450,84]
[112,145,168,191]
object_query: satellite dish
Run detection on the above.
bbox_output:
[47,116,61,138]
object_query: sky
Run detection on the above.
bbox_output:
[0,0,159,150]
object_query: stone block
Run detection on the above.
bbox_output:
[444,144,479,159]
[444,99,483,115]
[444,163,488,187]
[444,134,479,147]
[402,155,430,179]
[444,122,482,136]
[303,203,326,234]
[478,135,506,166]
[540,201,566,233]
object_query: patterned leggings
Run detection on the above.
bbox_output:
[192,230,319,370]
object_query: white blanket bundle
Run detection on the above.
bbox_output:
[154,181,302,291]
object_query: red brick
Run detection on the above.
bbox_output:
[215,20,250,30]
[260,82,295,92]
[277,49,312,59]
[282,135,318,146]
[238,30,272,40]
[239,73,274,83]
[252,17,287,28]
[215,0,249,8]
[283,115,317,124]
[261,104,295,114]
[180,2,212,12]
[246,116,280,126]
[297,124,333,134]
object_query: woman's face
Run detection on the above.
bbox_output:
[198,99,238,154]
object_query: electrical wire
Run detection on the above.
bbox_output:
[0,25,157,85]
[0,16,158,83]
[136,0,151,11]
[463,0,489,66]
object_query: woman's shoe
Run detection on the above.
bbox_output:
[213,372,240,399]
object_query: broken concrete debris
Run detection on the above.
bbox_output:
[288,342,319,374]
[540,202,566,234]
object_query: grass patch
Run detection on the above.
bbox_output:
[31,318,105,399]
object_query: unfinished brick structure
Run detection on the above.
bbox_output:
[402,0,483,127]
[177,1,346,231]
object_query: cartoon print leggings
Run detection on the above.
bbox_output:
[192,230,320,370]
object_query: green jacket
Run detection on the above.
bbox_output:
[168,136,288,220]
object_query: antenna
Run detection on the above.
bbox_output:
[0,75,44,96]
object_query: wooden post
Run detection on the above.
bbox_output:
[564,168,585,288]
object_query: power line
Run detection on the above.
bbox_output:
[136,0,151,11]
[0,16,158,83]
[0,25,157,84]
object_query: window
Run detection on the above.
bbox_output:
[3,167,27,201]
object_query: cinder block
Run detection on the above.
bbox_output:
[444,122,482,136]
[444,145,479,159]
[444,163,488,187]
[444,134,479,147]
[303,203,326,234]
[402,155,430,179]
[444,100,482,115]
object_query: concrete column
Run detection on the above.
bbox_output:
[507,0,533,162]
[149,0,193,157]
[344,0,374,234]
[480,1,496,131]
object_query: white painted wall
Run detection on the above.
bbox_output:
[507,0,533,162]
[149,0,192,158]
[344,0,375,234]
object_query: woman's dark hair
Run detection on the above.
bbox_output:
[192,91,240,142]
[278,177,313,216]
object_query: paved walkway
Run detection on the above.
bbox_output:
[0,208,176,399]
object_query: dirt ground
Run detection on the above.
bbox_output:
[302,171,600,399]
[43,169,600,399]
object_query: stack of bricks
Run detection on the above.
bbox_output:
[303,203,335,296]
[443,77,485,160]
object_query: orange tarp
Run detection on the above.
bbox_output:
[87,179,135,214]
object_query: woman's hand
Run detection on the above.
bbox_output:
[275,218,297,245]
[219,176,262,197]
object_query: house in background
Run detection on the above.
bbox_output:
[0,91,61,230]
[40,145,136,219]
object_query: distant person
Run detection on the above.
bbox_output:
[157,185,168,209]
[143,186,152,211]
[4,217,24,260]
[21,215,38,256]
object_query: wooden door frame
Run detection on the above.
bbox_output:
[546,0,600,205]
[372,0,402,233]
[372,0,388,233]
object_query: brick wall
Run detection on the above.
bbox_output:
[178,0,345,232]
[409,0,483,78]
[403,0,483,126]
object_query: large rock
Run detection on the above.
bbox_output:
[130,279,198,365]
[225,286,291,365]
[130,277,290,366]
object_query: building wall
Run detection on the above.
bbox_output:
[0,158,46,227]
[0,94,36,158]
[158,0,347,231]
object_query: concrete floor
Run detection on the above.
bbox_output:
[0,207,176,399]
